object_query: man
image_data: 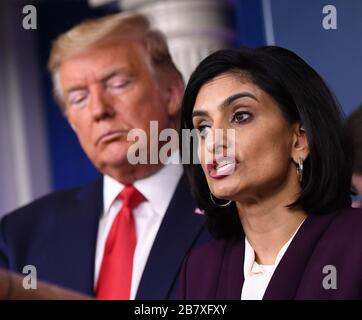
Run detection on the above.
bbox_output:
[0,13,209,299]
[0,270,90,300]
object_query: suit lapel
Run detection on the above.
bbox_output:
[216,237,245,299]
[48,177,103,295]
[263,212,338,299]
[136,175,207,299]
[212,212,338,300]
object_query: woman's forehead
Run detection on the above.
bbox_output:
[194,73,262,110]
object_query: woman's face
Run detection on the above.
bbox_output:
[192,73,303,203]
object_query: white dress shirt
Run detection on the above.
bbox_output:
[241,219,306,300]
[94,160,183,299]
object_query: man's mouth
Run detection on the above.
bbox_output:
[206,156,238,179]
[96,130,128,145]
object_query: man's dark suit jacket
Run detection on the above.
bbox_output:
[0,175,210,299]
[178,207,362,299]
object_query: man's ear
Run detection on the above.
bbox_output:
[66,113,77,132]
[165,75,184,118]
[291,122,309,161]
[69,122,76,132]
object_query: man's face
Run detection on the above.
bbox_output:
[58,40,180,179]
[352,173,362,195]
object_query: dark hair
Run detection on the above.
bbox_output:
[346,105,362,174]
[180,46,352,240]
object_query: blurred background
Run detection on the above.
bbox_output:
[0,0,361,216]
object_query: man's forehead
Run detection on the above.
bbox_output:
[65,39,147,64]
[58,40,150,89]
[61,65,130,85]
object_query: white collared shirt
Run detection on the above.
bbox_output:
[94,160,183,299]
[241,219,306,300]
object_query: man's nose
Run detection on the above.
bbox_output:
[89,88,115,121]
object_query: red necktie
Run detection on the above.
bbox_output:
[96,185,144,300]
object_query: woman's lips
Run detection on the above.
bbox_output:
[206,156,238,179]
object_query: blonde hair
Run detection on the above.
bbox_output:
[48,12,181,110]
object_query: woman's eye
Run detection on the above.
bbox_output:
[198,125,211,138]
[232,111,252,123]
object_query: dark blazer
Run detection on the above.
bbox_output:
[0,175,210,299]
[178,207,362,300]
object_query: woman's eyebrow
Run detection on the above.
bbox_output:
[192,110,209,119]
[220,92,259,110]
[192,92,258,119]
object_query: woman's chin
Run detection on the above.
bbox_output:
[207,176,242,201]
[211,188,237,201]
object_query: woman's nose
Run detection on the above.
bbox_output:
[205,128,235,155]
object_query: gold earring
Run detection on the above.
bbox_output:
[210,192,232,208]
[296,158,303,182]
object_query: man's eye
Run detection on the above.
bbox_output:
[232,111,252,123]
[72,96,86,104]
[108,79,129,89]
[69,93,87,108]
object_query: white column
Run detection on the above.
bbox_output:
[262,0,275,45]
[90,0,234,83]
[0,1,51,215]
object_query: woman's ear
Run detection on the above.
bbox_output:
[291,122,309,162]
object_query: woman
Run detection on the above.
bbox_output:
[345,104,362,208]
[178,46,362,299]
